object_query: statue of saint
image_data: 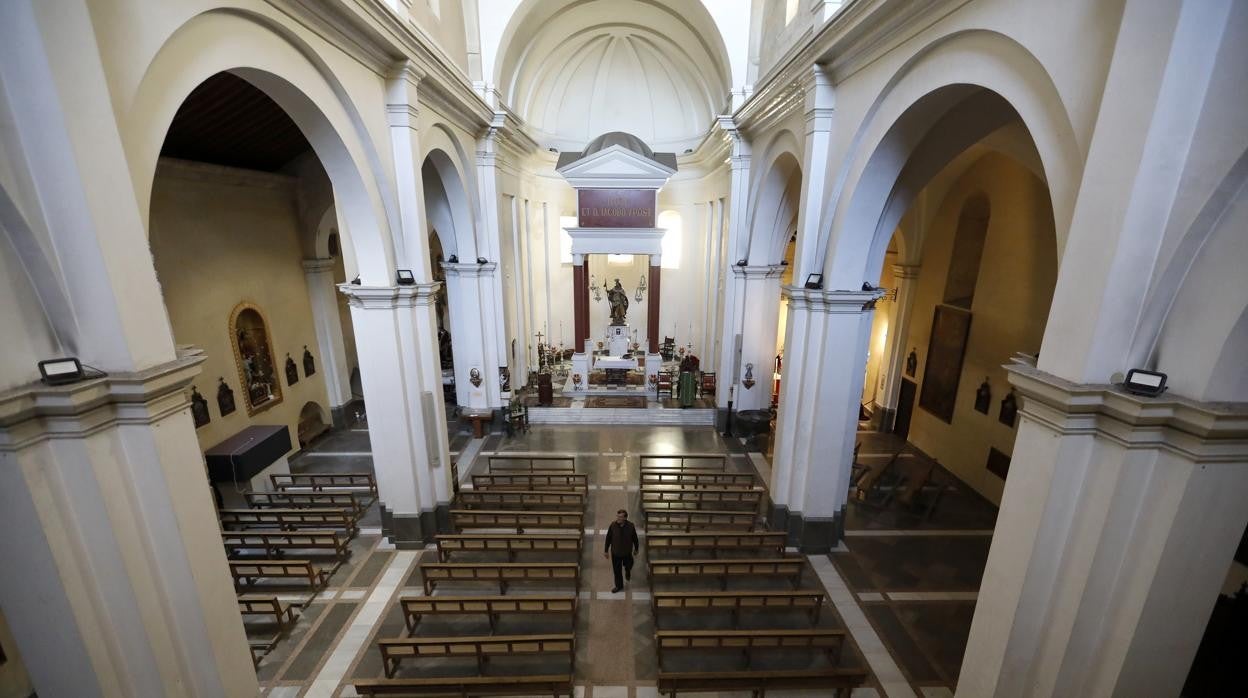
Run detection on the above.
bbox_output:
[606,278,629,325]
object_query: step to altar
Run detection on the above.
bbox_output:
[527,405,716,426]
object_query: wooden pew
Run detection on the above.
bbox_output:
[487,455,576,473]
[270,472,377,498]
[219,508,358,536]
[639,454,727,471]
[399,595,577,634]
[435,533,582,562]
[651,590,824,626]
[471,473,589,492]
[450,509,584,533]
[641,488,764,511]
[222,530,351,560]
[354,675,574,697]
[244,491,368,521]
[655,628,845,669]
[237,595,298,630]
[455,490,586,511]
[643,509,757,531]
[656,668,867,697]
[648,558,804,590]
[229,559,329,596]
[377,633,575,677]
[646,531,788,558]
[640,470,759,489]
[419,562,580,595]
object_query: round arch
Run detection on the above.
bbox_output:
[817,29,1081,288]
[421,146,477,261]
[746,150,803,265]
[123,8,397,283]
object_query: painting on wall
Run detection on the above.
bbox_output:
[303,345,316,376]
[217,377,236,416]
[190,386,210,428]
[285,354,299,386]
[999,389,1018,428]
[974,378,992,414]
[918,305,972,424]
[230,302,283,415]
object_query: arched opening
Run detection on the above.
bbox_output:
[818,86,1060,688]
[296,401,329,447]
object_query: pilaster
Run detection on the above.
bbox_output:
[770,287,883,552]
[960,360,1248,697]
[302,258,353,414]
[792,64,836,280]
[385,60,429,277]
[732,264,786,411]
[339,283,450,547]
[441,263,504,409]
[877,263,921,429]
[715,118,752,410]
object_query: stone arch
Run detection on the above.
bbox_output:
[745,130,803,264]
[817,29,1080,288]
[123,8,398,283]
[421,146,477,261]
[0,182,73,359]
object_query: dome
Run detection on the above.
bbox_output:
[495,0,731,152]
[583,132,655,160]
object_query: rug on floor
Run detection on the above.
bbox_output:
[584,395,648,409]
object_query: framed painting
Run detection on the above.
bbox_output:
[918,304,972,423]
[229,301,283,415]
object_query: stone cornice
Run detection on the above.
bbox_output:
[731,264,787,279]
[269,0,494,130]
[1007,360,1248,462]
[0,353,206,451]
[441,262,498,278]
[338,282,441,309]
[781,286,884,313]
[302,257,336,273]
[735,0,972,132]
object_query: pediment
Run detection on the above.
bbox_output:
[557,145,676,188]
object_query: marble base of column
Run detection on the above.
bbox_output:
[776,509,844,553]
[876,407,897,433]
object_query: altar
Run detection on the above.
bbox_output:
[595,356,637,370]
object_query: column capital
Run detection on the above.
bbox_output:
[801,64,835,131]
[301,257,336,273]
[781,286,884,313]
[1006,359,1248,461]
[0,352,205,451]
[890,263,921,279]
[441,262,498,278]
[732,264,786,279]
[385,60,424,128]
[338,283,441,309]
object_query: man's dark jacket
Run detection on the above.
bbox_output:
[604,519,639,556]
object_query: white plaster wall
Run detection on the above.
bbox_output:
[0,207,61,391]
[755,0,813,82]
[901,153,1056,503]
[149,161,331,454]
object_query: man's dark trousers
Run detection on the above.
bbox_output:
[611,553,634,589]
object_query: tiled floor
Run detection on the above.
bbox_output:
[252,419,997,696]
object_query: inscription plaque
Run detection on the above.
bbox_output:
[578,189,655,228]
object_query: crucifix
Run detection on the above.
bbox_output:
[534,331,545,369]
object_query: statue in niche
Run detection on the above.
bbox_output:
[905,348,918,377]
[303,345,316,376]
[190,386,210,428]
[217,377,236,416]
[606,278,629,325]
[230,303,283,415]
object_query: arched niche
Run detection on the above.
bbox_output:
[229,302,283,415]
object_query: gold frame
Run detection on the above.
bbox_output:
[229,301,283,416]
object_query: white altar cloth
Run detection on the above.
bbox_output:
[595,356,637,370]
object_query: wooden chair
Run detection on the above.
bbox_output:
[661,336,676,361]
[699,371,716,399]
[656,371,674,399]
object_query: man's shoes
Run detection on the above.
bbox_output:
[611,587,622,593]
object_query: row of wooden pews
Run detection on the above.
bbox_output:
[355,455,583,696]
[218,471,377,665]
[640,454,869,697]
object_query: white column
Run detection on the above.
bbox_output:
[442,262,503,410]
[791,64,836,282]
[715,118,751,411]
[733,265,785,411]
[303,258,353,413]
[476,115,510,401]
[957,363,1248,698]
[770,288,881,549]
[342,284,450,545]
[877,263,920,429]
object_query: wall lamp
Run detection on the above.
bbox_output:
[396,269,415,285]
[736,258,748,267]
[804,273,823,289]
[38,357,86,386]
[477,257,488,265]
[447,255,459,263]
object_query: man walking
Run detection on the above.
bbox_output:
[603,509,640,593]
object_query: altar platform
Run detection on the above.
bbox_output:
[525,395,715,426]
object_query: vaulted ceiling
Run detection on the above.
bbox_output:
[496,0,731,153]
[160,72,312,172]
